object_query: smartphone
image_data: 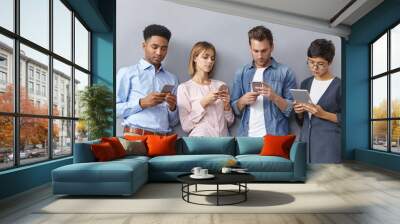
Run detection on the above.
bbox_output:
[289,89,312,104]
[217,85,228,99]
[251,82,263,92]
[218,84,228,92]
[161,84,175,93]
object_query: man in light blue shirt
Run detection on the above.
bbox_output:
[116,24,179,135]
[230,26,297,136]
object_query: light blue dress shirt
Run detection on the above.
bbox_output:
[230,58,297,136]
[116,59,179,133]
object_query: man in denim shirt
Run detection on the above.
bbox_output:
[116,24,179,135]
[230,26,297,136]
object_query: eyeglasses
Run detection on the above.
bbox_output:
[307,60,328,70]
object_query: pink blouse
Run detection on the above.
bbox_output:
[177,79,235,137]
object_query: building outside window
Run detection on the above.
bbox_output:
[0,54,7,88]
[0,0,91,170]
[28,66,34,80]
[28,81,34,94]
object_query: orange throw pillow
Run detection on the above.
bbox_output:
[101,137,127,158]
[259,134,296,159]
[124,135,148,143]
[146,134,177,157]
[91,142,117,161]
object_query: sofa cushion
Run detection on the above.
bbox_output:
[52,159,147,183]
[147,134,177,157]
[73,139,100,163]
[148,154,235,172]
[260,135,296,159]
[179,137,235,155]
[91,142,118,162]
[119,138,147,156]
[236,155,293,172]
[236,137,263,155]
[101,137,127,158]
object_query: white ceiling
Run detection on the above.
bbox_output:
[225,0,353,23]
[165,0,384,38]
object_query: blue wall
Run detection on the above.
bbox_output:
[92,32,114,135]
[0,0,115,200]
[345,0,400,170]
[0,158,72,199]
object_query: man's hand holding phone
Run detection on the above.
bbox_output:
[253,82,277,101]
[161,84,177,111]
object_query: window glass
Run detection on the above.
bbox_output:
[0,0,14,31]
[20,0,49,49]
[53,119,72,157]
[391,72,400,118]
[74,18,89,70]
[372,121,388,151]
[74,69,89,118]
[372,76,387,119]
[53,59,72,116]
[0,116,13,170]
[372,34,387,76]
[0,35,14,113]
[20,117,49,165]
[75,120,88,143]
[53,0,72,60]
[20,44,49,115]
[391,24,400,70]
[391,120,400,153]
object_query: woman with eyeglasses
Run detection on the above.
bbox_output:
[177,41,234,136]
[293,39,341,163]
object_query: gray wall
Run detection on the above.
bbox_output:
[116,0,341,136]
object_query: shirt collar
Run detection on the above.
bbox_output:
[139,58,165,73]
[249,57,278,69]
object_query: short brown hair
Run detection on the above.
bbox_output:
[188,41,216,77]
[248,26,273,46]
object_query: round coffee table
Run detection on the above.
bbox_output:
[177,172,255,206]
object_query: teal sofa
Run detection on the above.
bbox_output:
[52,137,306,196]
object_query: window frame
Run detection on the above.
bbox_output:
[370,20,400,154]
[0,0,92,171]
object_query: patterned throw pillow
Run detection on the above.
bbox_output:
[118,138,147,156]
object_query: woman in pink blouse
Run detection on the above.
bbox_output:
[177,41,234,136]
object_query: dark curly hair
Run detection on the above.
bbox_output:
[143,24,171,41]
[307,39,335,63]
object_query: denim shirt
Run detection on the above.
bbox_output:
[230,58,297,136]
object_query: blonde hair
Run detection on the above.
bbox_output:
[188,41,216,77]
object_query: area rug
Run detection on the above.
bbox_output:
[37,183,361,214]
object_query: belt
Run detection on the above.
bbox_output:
[123,127,170,136]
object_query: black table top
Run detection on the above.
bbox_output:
[177,172,255,185]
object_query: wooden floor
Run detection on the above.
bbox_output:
[1,162,400,224]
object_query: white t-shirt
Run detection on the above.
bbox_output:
[248,68,267,137]
[309,77,334,118]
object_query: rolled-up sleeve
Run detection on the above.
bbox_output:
[230,68,244,117]
[116,68,143,118]
[281,68,297,117]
